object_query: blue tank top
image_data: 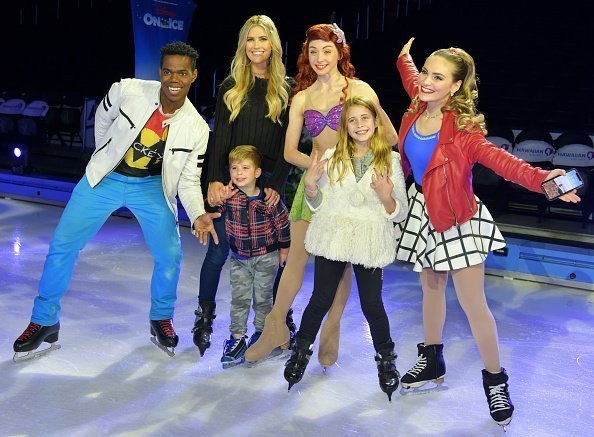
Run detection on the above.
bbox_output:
[404,121,440,185]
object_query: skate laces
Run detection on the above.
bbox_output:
[407,354,427,376]
[158,320,175,337]
[18,322,41,341]
[488,383,511,412]
[224,337,246,355]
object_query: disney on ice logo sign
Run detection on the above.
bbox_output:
[143,6,184,30]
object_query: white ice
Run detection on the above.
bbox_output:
[1,197,593,436]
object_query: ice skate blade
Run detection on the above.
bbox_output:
[399,381,448,396]
[13,343,61,363]
[221,357,245,369]
[498,418,512,432]
[245,347,285,368]
[150,337,175,357]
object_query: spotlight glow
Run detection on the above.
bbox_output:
[14,147,22,158]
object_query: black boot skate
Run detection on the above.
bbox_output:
[286,308,297,350]
[191,301,216,356]
[400,343,446,395]
[482,367,514,427]
[13,321,61,362]
[375,341,400,401]
[284,336,313,391]
[150,319,178,357]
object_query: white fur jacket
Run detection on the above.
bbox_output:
[304,148,408,269]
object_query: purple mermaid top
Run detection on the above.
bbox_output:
[303,103,343,137]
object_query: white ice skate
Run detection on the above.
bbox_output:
[399,378,448,396]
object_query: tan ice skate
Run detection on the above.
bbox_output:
[318,319,340,368]
[244,308,290,362]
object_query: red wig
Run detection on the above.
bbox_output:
[293,24,357,100]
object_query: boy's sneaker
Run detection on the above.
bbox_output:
[221,334,247,369]
[248,330,262,348]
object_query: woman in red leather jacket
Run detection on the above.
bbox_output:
[394,37,580,427]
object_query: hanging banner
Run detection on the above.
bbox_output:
[130,0,197,80]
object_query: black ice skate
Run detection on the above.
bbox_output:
[286,308,297,350]
[400,343,447,395]
[375,341,400,401]
[13,322,61,362]
[191,301,216,356]
[150,319,178,357]
[482,368,514,427]
[284,337,313,391]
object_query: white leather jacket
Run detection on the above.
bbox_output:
[88,78,210,224]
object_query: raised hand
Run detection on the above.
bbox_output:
[399,37,415,58]
[219,180,238,202]
[303,150,327,192]
[371,166,397,214]
[370,166,394,200]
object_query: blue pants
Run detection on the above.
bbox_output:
[31,173,182,325]
[198,213,230,302]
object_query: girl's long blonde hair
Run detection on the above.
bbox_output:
[328,96,392,184]
[223,15,290,123]
[409,47,487,134]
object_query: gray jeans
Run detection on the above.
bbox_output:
[229,251,278,335]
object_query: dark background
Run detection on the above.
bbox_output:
[1,0,593,135]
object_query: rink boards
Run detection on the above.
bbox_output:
[485,236,594,291]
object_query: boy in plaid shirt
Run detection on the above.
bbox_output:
[217,145,290,368]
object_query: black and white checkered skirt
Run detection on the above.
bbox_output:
[395,184,506,272]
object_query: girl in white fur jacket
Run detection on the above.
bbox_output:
[283,96,408,401]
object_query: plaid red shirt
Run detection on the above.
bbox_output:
[219,189,290,259]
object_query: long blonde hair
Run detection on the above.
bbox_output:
[409,47,486,134]
[328,96,392,184]
[223,15,290,123]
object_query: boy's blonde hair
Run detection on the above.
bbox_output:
[228,145,262,169]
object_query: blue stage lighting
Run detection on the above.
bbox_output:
[10,144,29,175]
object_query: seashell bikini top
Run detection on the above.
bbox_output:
[303,82,351,137]
[303,103,343,137]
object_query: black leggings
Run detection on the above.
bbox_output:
[297,256,391,351]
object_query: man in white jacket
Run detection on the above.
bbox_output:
[13,41,218,360]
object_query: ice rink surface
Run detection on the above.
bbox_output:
[1,197,593,436]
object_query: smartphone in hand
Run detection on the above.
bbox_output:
[541,168,584,201]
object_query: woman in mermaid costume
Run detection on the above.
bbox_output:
[245,23,397,366]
